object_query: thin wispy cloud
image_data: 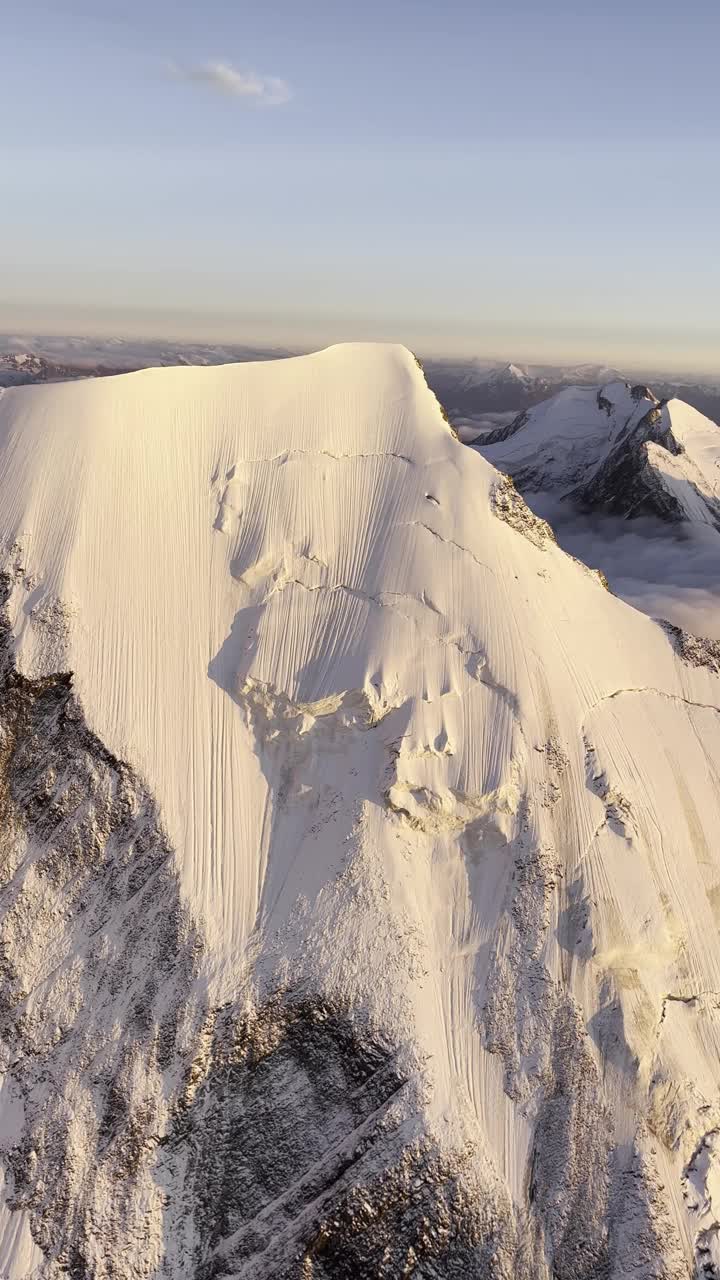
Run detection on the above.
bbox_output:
[168,60,291,106]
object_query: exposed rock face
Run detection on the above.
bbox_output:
[572,402,673,515]
[491,474,557,548]
[0,569,207,1277]
[660,620,720,675]
[160,997,511,1279]
[478,408,531,447]
[630,385,659,405]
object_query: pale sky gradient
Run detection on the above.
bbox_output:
[2,0,719,372]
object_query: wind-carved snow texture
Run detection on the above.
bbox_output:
[2,345,720,1278]
[0,568,510,1279]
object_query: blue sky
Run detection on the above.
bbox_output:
[2,0,719,371]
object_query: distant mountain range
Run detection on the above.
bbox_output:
[1,338,718,436]
[422,357,720,428]
[0,351,126,386]
[0,336,293,386]
[470,375,720,651]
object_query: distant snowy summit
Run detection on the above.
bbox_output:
[457,361,536,393]
[479,378,720,529]
[0,346,720,1278]
[0,350,124,387]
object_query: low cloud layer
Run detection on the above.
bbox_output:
[528,495,720,640]
[168,60,291,106]
[455,411,517,444]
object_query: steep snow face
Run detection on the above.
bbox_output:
[1,346,720,1276]
[480,379,720,527]
[649,398,720,524]
[479,380,660,490]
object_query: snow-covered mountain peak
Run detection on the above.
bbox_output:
[495,361,530,381]
[1,344,720,1276]
[479,375,720,529]
[484,361,534,389]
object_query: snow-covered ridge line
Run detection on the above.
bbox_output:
[2,343,720,1275]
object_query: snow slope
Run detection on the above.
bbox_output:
[0,346,720,1276]
[480,379,720,526]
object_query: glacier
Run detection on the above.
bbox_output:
[0,346,719,1277]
